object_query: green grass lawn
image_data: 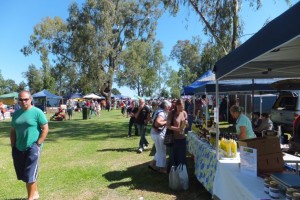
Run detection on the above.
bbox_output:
[0,109,211,200]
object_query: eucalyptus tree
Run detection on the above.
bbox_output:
[22,64,43,94]
[0,71,6,95]
[166,69,181,98]
[17,81,27,92]
[111,88,121,95]
[4,79,19,94]
[116,40,165,97]
[200,42,222,71]
[159,87,170,98]
[170,37,203,86]
[163,0,290,55]
[0,70,26,94]
[22,0,162,101]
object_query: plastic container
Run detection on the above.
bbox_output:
[225,140,231,157]
[231,139,237,158]
[219,138,225,150]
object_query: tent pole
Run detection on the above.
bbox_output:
[245,93,247,115]
[216,80,220,160]
[252,79,255,116]
[193,95,196,117]
[45,98,47,113]
[226,94,229,122]
[205,88,208,127]
[260,95,263,115]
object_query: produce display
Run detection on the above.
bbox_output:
[219,138,237,158]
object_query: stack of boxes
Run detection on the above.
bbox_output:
[238,136,284,173]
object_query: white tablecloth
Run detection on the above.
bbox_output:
[213,160,285,200]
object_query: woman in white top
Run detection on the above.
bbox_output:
[148,100,172,174]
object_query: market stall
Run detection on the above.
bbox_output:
[187,131,300,199]
[187,2,300,199]
[0,92,18,105]
[32,89,62,113]
[213,0,300,157]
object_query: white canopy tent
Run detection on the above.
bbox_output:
[83,93,105,99]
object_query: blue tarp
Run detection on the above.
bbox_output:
[182,70,215,95]
[67,93,83,99]
[32,89,62,99]
[32,89,62,112]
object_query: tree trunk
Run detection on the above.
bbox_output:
[231,0,239,51]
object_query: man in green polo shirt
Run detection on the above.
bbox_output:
[11,90,48,200]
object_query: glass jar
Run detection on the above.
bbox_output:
[292,192,300,200]
[286,188,298,200]
[269,181,280,199]
[264,177,271,194]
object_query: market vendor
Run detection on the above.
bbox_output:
[230,105,256,140]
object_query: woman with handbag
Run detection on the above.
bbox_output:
[148,100,172,174]
[166,99,189,172]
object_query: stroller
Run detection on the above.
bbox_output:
[50,108,66,121]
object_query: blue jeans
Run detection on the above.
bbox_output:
[136,124,148,148]
[128,117,138,136]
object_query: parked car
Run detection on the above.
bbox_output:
[270,91,300,133]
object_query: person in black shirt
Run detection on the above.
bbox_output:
[133,98,150,153]
[127,101,138,137]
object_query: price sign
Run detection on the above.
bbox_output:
[240,146,257,177]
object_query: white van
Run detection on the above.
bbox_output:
[270,91,300,133]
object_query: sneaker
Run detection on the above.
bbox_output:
[137,148,143,153]
[143,145,150,150]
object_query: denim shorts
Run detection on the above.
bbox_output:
[12,143,41,183]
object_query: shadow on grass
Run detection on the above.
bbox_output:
[97,147,138,153]
[102,155,211,200]
[97,144,156,154]
[5,198,27,200]
[5,199,25,200]
[0,119,131,141]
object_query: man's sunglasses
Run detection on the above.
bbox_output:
[19,98,30,102]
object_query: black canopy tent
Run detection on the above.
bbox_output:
[194,79,283,94]
[214,2,300,80]
[212,2,300,159]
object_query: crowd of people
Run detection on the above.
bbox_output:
[119,97,190,174]
[8,90,278,198]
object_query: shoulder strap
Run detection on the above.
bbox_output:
[153,110,164,124]
[152,110,165,129]
[171,110,175,126]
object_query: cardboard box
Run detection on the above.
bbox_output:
[258,152,284,173]
[238,136,281,155]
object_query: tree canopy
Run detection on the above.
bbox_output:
[22,0,162,100]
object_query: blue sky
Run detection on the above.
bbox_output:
[0,0,297,96]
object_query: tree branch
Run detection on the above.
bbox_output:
[188,0,228,54]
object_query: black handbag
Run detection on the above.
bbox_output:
[164,111,175,146]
